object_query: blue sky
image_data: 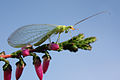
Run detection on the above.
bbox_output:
[0,0,120,80]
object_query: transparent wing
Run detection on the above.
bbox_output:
[8,24,57,48]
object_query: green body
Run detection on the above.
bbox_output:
[34,25,73,46]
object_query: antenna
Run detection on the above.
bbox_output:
[73,11,107,26]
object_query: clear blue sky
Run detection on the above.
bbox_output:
[0,0,120,80]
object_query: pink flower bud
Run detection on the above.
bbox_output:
[43,57,50,74]
[21,46,30,57]
[4,64,12,80]
[34,57,43,80]
[22,49,30,56]
[16,63,25,80]
[49,43,59,50]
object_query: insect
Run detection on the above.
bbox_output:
[8,11,106,48]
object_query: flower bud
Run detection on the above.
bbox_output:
[22,49,30,56]
[33,56,43,80]
[42,56,51,74]
[15,62,25,80]
[21,46,30,57]
[3,64,12,80]
[48,43,59,50]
